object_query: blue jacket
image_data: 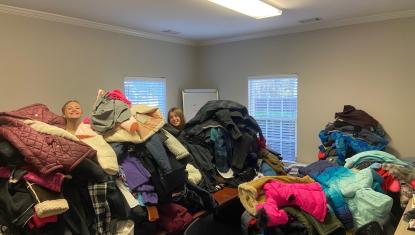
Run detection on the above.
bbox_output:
[303,161,392,229]
[319,130,388,163]
[313,165,355,229]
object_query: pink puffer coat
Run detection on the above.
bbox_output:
[256,180,327,227]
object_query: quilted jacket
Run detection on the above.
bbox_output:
[0,116,96,175]
[0,103,66,128]
[256,180,327,227]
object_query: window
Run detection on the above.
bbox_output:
[248,75,298,162]
[124,77,167,116]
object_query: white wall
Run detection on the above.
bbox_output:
[197,17,415,163]
[0,13,197,114]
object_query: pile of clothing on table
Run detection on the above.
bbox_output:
[318,105,388,165]
[237,105,415,234]
[238,156,407,235]
[180,100,286,192]
[0,92,276,235]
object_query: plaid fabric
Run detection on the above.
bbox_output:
[88,182,111,235]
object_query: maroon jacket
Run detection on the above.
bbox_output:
[0,103,66,128]
[0,115,96,175]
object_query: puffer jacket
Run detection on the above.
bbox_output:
[338,167,392,228]
[0,103,66,128]
[0,116,96,175]
[256,180,327,227]
[301,161,355,229]
[304,162,392,229]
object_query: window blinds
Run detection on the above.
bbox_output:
[248,77,298,162]
[124,77,167,116]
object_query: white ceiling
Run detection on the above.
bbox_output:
[1,0,415,44]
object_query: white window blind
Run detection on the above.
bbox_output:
[248,76,298,162]
[124,77,167,116]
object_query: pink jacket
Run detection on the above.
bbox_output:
[256,181,327,227]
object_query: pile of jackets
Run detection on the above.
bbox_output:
[182,100,283,192]
[318,105,388,164]
[299,160,393,229]
[0,91,217,235]
[238,175,345,235]
[0,94,281,234]
[344,150,415,211]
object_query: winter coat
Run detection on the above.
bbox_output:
[319,131,388,163]
[0,116,96,175]
[305,162,392,229]
[256,181,327,227]
[238,175,315,215]
[301,162,354,229]
[25,119,119,175]
[338,167,393,228]
[344,150,411,169]
[0,103,65,129]
[104,105,165,144]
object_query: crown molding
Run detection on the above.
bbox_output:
[0,4,195,46]
[1,4,414,47]
[199,9,415,46]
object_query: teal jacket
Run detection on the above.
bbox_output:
[339,168,393,228]
[345,150,412,169]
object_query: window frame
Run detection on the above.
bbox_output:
[248,74,298,162]
[124,76,167,116]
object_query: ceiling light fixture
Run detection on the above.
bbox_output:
[208,0,282,19]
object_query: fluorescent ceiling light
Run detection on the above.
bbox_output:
[208,0,282,19]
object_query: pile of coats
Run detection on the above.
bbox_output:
[236,105,415,234]
[0,92,278,235]
[318,105,388,164]
[181,100,285,192]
